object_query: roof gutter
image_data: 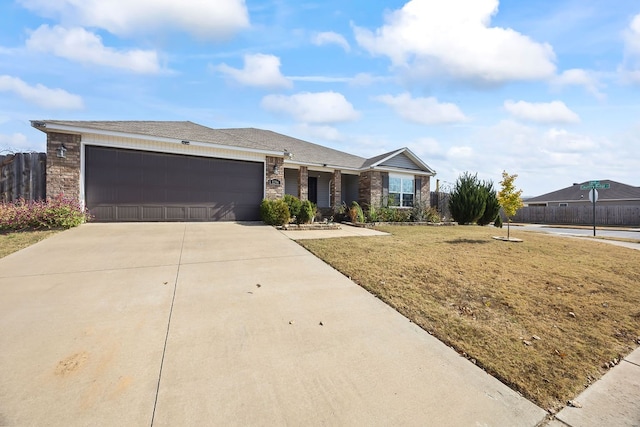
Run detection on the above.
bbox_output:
[31,121,286,157]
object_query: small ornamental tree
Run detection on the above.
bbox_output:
[477,180,500,226]
[449,172,486,224]
[497,171,524,240]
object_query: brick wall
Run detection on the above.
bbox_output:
[265,156,284,200]
[358,170,383,208]
[417,175,431,206]
[46,132,81,200]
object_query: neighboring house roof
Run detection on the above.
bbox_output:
[525,180,640,203]
[32,120,435,174]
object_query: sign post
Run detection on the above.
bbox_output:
[580,181,610,236]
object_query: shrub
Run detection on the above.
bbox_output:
[449,172,487,224]
[349,201,365,223]
[297,200,316,224]
[477,181,500,226]
[366,204,380,222]
[283,194,302,221]
[260,199,290,226]
[0,195,91,231]
[410,202,442,222]
[332,202,349,223]
[424,206,441,223]
[494,214,503,228]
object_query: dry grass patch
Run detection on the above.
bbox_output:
[0,230,59,259]
[299,225,640,411]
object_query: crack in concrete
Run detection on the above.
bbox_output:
[150,224,186,427]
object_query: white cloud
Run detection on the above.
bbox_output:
[0,132,43,153]
[287,73,390,86]
[552,69,605,99]
[375,93,468,124]
[408,137,445,161]
[0,75,83,109]
[312,31,350,52]
[293,124,343,142]
[216,54,292,89]
[447,146,474,160]
[26,25,162,74]
[620,14,640,83]
[18,0,249,40]
[504,100,580,124]
[261,91,360,124]
[353,0,556,84]
[349,73,391,87]
[462,119,613,195]
[543,128,597,153]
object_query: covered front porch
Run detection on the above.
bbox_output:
[283,166,359,210]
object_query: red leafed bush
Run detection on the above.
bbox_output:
[0,195,92,231]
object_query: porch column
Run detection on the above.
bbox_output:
[330,170,341,209]
[265,156,284,200]
[298,166,308,201]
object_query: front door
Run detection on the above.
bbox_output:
[308,176,318,205]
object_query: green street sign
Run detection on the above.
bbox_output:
[581,182,610,190]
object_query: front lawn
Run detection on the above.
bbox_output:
[299,225,640,411]
[0,230,59,259]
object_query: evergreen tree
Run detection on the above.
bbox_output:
[448,172,487,224]
[477,180,500,226]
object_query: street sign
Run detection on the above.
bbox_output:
[580,181,610,236]
[581,182,610,190]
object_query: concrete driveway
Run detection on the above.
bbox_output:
[0,223,546,426]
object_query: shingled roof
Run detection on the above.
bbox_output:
[35,120,369,168]
[34,120,434,174]
[525,180,640,203]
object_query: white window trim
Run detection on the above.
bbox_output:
[389,173,415,208]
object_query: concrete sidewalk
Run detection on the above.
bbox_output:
[0,223,546,426]
[546,347,640,427]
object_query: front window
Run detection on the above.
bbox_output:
[389,175,414,207]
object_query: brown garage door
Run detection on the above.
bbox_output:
[85,146,263,221]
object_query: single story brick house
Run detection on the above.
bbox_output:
[32,120,435,222]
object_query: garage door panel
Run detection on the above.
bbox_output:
[85,146,263,222]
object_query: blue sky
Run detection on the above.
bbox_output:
[1,0,639,196]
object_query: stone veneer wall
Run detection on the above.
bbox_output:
[358,170,384,208]
[46,132,81,200]
[265,156,284,200]
[418,175,431,206]
[298,166,308,201]
[330,170,341,209]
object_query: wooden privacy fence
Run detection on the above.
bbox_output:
[513,205,640,226]
[0,153,46,203]
[430,191,451,220]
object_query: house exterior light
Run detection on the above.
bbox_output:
[56,144,67,158]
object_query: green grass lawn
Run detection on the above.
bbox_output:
[299,225,640,411]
